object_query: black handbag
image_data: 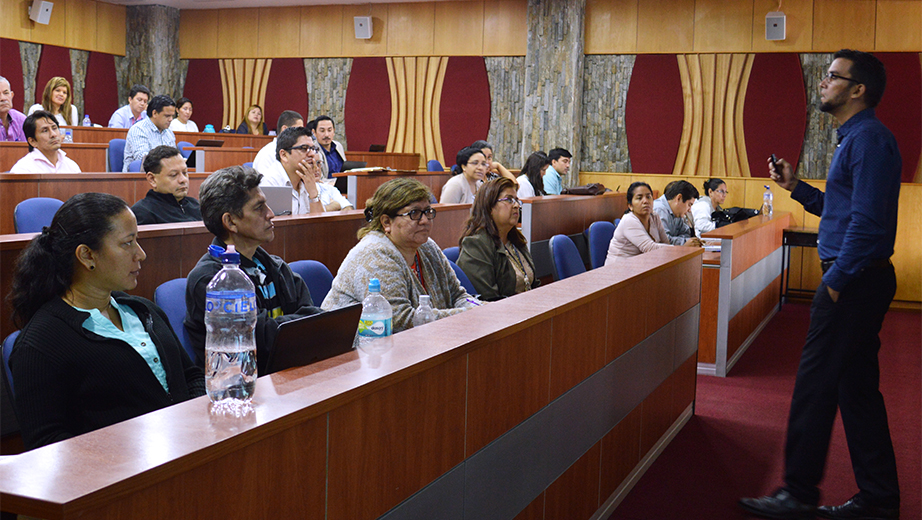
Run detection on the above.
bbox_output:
[562,183,608,196]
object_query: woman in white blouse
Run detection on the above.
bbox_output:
[690,178,728,237]
[169,97,199,133]
[28,77,78,127]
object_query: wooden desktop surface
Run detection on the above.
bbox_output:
[522,192,627,243]
[0,142,108,173]
[189,147,258,172]
[334,169,452,208]
[63,126,275,149]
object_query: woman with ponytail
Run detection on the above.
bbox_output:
[8,193,204,450]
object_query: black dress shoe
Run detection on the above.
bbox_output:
[739,489,817,519]
[817,494,899,519]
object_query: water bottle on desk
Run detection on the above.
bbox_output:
[62,129,73,143]
[356,278,392,350]
[204,244,258,411]
[412,295,435,327]
[203,124,215,133]
[82,115,91,127]
[761,185,773,217]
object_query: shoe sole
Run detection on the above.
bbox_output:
[739,502,816,520]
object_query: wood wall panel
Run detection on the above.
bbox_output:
[387,2,435,56]
[876,0,922,50]
[433,1,484,56]
[95,1,126,55]
[751,0,814,52]
[550,299,608,401]
[607,280,649,362]
[813,0,877,51]
[637,0,695,53]
[514,493,545,520]
[544,443,601,518]
[30,0,67,47]
[1,0,33,41]
[693,0,754,52]
[599,406,642,500]
[217,9,259,58]
[584,0,638,54]
[178,9,217,59]
[258,7,301,58]
[640,373,674,456]
[65,0,96,51]
[300,5,344,57]
[482,0,527,56]
[893,183,922,301]
[341,4,388,56]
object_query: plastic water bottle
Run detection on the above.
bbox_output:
[761,185,773,217]
[412,295,436,327]
[203,124,215,133]
[356,278,392,349]
[204,244,258,409]
[82,115,91,127]
[62,129,73,143]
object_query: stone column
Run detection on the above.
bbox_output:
[580,55,634,173]
[304,58,353,149]
[521,0,586,187]
[125,5,182,101]
[19,42,41,112]
[798,53,836,180]
[69,49,89,119]
[486,56,526,166]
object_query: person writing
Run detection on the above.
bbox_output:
[7,193,205,450]
[653,180,699,245]
[457,178,540,300]
[690,178,727,237]
[28,77,78,127]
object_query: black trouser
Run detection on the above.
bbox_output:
[783,264,899,508]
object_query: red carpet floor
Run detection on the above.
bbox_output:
[609,303,921,520]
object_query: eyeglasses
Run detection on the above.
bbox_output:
[286,144,321,154]
[715,189,729,195]
[496,196,522,206]
[394,207,436,221]
[823,72,860,84]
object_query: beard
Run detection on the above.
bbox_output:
[817,99,836,113]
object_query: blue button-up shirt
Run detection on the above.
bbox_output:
[791,108,901,292]
[323,141,344,177]
[543,165,562,195]
[108,104,147,129]
[123,117,176,171]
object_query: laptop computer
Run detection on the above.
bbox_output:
[261,185,293,216]
[264,302,363,375]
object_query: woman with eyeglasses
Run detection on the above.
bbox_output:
[322,178,480,331]
[691,178,728,237]
[457,178,540,301]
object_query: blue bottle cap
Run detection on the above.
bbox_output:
[368,278,381,292]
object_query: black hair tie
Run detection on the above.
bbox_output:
[364,206,374,222]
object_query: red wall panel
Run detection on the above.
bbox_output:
[1,39,25,112]
[625,54,684,175]
[344,57,391,153]
[182,59,224,131]
[34,44,72,106]
[264,58,308,133]
[83,52,119,127]
[874,53,921,183]
[438,56,491,169]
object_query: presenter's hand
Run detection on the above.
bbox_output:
[769,156,798,192]
[827,286,840,302]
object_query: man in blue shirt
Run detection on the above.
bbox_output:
[740,50,902,520]
[108,84,150,129]
[313,115,346,179]
[542,148,571,195]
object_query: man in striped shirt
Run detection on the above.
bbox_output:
[123,94,176,172]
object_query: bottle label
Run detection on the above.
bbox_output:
[206,291,257,314]
[358,317,392,338]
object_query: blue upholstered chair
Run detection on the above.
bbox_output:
[548,234,587,280]
[587,220,616,269]
[243,162,254,168]
[2,331,20,397]
[176,141,194,159]
[442,246,460,263]
[13,197,63,233]
[427,159,444,172]
[447,259,478,296]
[127,159,143,173]
[107,138,126,172]
[153,278,197,364]
[289,260,335,305]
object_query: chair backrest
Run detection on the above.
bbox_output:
[176,141,194,159]
[288,260,334,305]
[243,162,254,168]
[549,234,587,280]
[614,218,621,230]
[427,159,444,172]
[153,278,197,364]
[13,197,64,233]
[127,159,143,172]
[2,331,20,397]
[447,259,478,296]
[442,246,460,263]
[587,220,616,269]
[108,138,126,172]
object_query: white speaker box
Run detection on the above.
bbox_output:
[765,11,786,41]
[354,16,373,40]
[29,0,53,25]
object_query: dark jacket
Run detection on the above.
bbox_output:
[235,121,268,135]
[131,189,202,225]
[10,294,205,450]
[183,238,321,372]
[457,231,540,301]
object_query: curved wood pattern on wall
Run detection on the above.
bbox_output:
[219,59,272,129]
[673,54,753,177]
[385,57,449,167]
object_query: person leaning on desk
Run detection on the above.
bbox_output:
[7,193,205,451]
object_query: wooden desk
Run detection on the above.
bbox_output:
[345,151,420,171]
[189,147,258,172]
[781,227,819,302]
[0,247,701,520]
[0,204,472,340]
[520,192,627,244]
[64,126,274,150]
[698,212,793,376]
[334,169,452,209]
[0,142,108,173]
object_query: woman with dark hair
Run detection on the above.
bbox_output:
[471,139,514,181]
[457,177,540,301]
[322,178,480,331]
[516,151,550,198]
[691,178,728,237]
[235,104,267,135]
[440,146,490,204]
[28,76,78,126]
[605,182,698,264]
[169,97,198,132]
[8,193,205,450]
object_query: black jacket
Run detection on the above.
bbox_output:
[10,294,205,450]
[457,231,540,301]
[131,189,202,225]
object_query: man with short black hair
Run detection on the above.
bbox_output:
[123,94,177,171]
[313,115,346,178]
[108,84,151,128]
[653,180,701,245]
[131,145,202,225]
[184,165,321,372]
[252,110,304,175]
[10,111,81,173]
[543,148,572,195]
[0,76,26,142]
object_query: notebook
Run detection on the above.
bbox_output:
[264,303,363,375]
[261,185,293,216]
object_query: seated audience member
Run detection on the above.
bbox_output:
[516,151,551,198]
[457,178,540,301]
[8,193,205,450]
[28,77,78,127]
[471,139,514,181]
[10,111,81,173]
[185,166,321,371]
[691,178,728,237]
[108,84,151,128]
[0,75,26,142]
[322,178,480,331]
[259,126,325,215]
[313,115,346,178]
[236,104,267,135]
[123,95,177,171]
[169,97,198,133]
[652,180,701,245]
[131,145,202,225]
[440,146,490,204]
[543,148,572,195]
[252,110,304,175]
[605,182,700,265]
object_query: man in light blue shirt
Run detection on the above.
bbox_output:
[542,148,571,195]
[108,84,150,128]
[123,95,176,171]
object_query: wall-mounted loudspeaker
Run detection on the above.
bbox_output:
[765,12,786,41]
[354,16,373,40]
[29,0,53,25]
